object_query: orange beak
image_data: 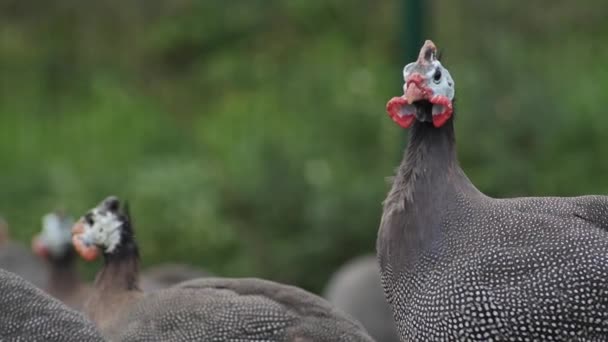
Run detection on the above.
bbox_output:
[71,220,100,262]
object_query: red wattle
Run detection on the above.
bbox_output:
[429,94,454,128]
[386,96,415,129]
[432,112,451,128]
[392,114,415,129]
[72,234,100,261]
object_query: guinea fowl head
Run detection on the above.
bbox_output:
[31,211,75,262]
[387,40,455,128]
[71,196,136,262]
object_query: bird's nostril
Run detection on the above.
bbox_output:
[406,73,424,87]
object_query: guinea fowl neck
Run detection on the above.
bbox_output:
[382,115,478,271]
[398,117,462,198]
[95,230,140,292]
[48,248,80,294]
[397,113,481,201]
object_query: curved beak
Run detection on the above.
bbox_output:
[404,73,432,103]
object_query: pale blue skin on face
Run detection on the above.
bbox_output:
[401,56,455,117]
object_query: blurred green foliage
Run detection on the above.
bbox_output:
[1,0,607,293]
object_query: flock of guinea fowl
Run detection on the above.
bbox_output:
[2,40,608,341]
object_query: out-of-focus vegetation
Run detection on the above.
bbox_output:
[1,0,607,293]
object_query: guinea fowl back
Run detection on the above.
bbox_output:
[0,269,103,342]
[378,40,608,340]
[110,277,373,342]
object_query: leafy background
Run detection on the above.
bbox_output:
[1,0,607,292]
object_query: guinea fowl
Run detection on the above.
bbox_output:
[72,196,375,342]
[0,215,48,289]
[378,40,608,340]
[32,211,91,310]
[0,268,103,342]
[323,254,400,342]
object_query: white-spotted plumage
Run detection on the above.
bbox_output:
[0,268,102,341]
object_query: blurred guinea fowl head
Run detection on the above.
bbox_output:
[71,196,135,262]
[32,211,74,260]
[386,40,455,129]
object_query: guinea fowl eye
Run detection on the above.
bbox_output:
[433,68,442,83]
[85,214,94,226]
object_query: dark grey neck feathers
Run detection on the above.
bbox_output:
[97,221,140,292]
[382,112,478,271]
[389,118,458,203]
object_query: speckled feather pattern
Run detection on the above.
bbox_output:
[0,269,103,342]
[103,277,375,342]
[378,120,608,341]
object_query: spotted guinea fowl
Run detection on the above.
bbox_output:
[72,196,375,342]
[378,40,608,341]
[0,268,103,342]
[0,215,48,289]
[32,211,92,310]
[323,254,400,342]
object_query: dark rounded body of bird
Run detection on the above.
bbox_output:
[378,40,608,340]
[72,196,376,342]
[0,268,103,342]
[111,277,374,342]
[323,255,400,342]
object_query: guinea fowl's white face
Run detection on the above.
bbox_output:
[81,208,123,253]
[402,58,455,104]
[387,40,456,129]
[32,213,73,259]
[72,198,124,261]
